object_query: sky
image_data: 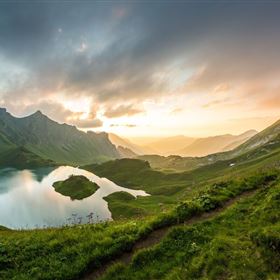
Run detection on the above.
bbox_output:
[0,1,279,138]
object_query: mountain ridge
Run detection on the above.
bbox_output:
[115,130,258,157]
[178,129,258,157]
[137,119,279,172]
[0,108,120,166]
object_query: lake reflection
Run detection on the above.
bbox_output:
[0,166,149,229]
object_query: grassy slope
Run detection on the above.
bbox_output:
[84,143,280,219]
[137,154,214,172]
[0,132,16,154]
[0,220,146,280]
[0,171,278,280]
[104,192,142,219]
[0,226,9,231]
[0,146,55,169]
[104,192,176,220]
[84,159,186,217]
[0,127,55,169]
[103,181,280,280]
[53,175,99,200]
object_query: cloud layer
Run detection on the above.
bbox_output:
[0,2,279,136]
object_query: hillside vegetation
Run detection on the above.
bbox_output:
[103,179,280,280]
[0,146,55,169]
[0,108,119,166]
[83,134,280,219]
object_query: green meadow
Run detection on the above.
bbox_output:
[0,167,278,279]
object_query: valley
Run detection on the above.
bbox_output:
[0,111,279,279]
[1,2,280,279]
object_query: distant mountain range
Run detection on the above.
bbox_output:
[177,130,257,157]
[141,135,196,155]
[111,130,258,157]
[0,107,278,169]
[0,108,119,167]
[138,118,280,172]
[109,133,153,155]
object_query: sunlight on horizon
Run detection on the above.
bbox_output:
[0,1,279,139]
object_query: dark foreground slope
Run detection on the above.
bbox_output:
[0,108,119,166]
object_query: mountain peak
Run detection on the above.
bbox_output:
[0,108,120,165]
[29,110,48,120]
[34,110,43,116]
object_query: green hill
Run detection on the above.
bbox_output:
[84,128,280,219]
[0,131,17,154]
[103,179,280,280]
[0,108,120,166]
[231,119,280,156]
[0,146,55,168]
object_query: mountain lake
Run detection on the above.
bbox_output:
[0,166,149,229]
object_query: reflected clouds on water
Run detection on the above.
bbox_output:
[0,166,149,229]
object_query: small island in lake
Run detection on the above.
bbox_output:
[53,175,99,200]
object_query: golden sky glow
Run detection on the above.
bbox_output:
[0,2,279,138]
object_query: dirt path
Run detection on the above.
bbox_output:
[82,190,256,280]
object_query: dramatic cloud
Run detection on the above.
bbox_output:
[104,104,143,118]
[71,118,103,129]
[0,2,279,135]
